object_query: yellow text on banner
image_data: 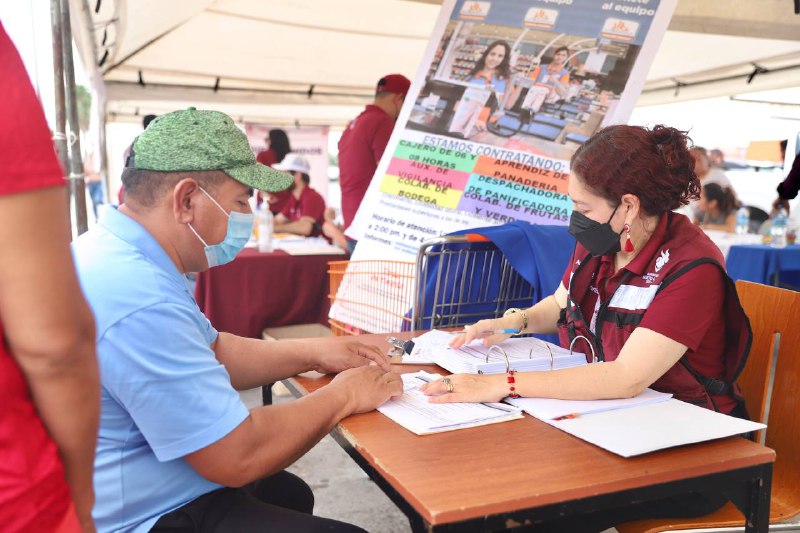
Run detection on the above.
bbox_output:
[380,173,462,209]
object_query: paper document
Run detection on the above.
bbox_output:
[507,388,672,421]
[273,236,346,256]
[377,371,523,435]
[395,329,455,364]
[547,398,765,457]
[410,330,586,375]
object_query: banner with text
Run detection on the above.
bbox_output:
[332,0,676,331]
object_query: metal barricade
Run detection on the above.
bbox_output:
[327,235,535,335]
[411,234,535,330]
[327,260,415,336]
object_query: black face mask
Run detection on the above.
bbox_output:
[568,204,621,257]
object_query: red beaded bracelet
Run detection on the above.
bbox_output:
[507,370,520,399]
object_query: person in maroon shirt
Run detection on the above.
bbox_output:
[256,129,292,213]
[0,23,99,532]
[256,128,291,168]
[421,124,752,531]
[432,125,748,415]
[337,74,411,242]
[773,139,800,214]
[273,153,327,236]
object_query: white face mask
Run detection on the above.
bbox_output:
[187,187,254,268]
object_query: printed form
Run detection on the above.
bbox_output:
[377,371,523,435]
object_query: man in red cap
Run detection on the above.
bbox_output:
[337,73,410,250]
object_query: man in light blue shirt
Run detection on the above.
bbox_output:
[73,108,402,533]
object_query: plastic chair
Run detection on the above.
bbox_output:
[616,280,800,532]
[748,205,769,234]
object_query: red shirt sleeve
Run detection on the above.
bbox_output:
[639,263,725,351]
[777,154,800,200]
[0,24,64,196]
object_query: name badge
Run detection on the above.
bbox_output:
[609,284,659,311]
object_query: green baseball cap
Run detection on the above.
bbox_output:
[128,107,292,192]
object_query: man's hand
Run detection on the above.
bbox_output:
[311,340,391,374]
[329,366,403,414]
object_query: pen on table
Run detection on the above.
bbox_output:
[459,327,521,335]
[482,402,518,413]
[553,413,580,421]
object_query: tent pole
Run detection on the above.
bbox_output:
[50,0,70,224]
[79,0,111,205]
[60,0,89,235]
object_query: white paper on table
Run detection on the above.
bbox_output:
[507,388,673,421]
[396,354,437,364]
[273,236,346,256]
[703,229,764,258]
[396,330,456,364]
[377,371,523,435]
[546,398,765,457]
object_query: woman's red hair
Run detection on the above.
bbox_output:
[570,124,700,215]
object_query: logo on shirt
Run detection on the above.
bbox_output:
[655,249,670,272]
[642,273,658,284]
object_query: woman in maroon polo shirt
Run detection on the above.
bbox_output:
[421,124,751,530]
[256,129,292,213]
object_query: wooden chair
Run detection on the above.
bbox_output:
[617,280,800,532]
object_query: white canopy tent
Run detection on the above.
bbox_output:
[69,0,800,127]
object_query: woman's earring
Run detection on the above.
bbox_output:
[624,223,634,252]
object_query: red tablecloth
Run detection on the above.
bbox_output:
[195,248,345,338]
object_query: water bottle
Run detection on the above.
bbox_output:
[788,218,798,246]
[770,208,788,248]
[257,205,273,253]
[735,206,750,235]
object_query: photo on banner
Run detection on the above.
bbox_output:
[332,0,676,333]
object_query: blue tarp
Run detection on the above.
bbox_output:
[412,221,575,344]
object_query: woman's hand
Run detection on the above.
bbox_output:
[449,318,514,349]
[420,373,506,403]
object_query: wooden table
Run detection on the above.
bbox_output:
[285,332,775,532]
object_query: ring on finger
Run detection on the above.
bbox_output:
[442,377,455,393]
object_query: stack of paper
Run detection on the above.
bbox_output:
[377,371,523,435]
[409,331,587,375]
[545,399,766,457]
[397,329,454,364]
[507,388,673,421]
[273,236,345,256]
